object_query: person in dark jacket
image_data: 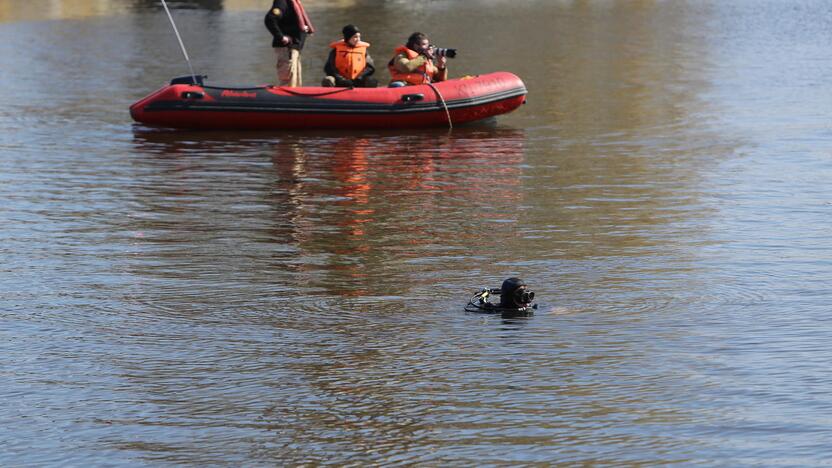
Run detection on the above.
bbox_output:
[321,24,377,88]
[264,0,315,87]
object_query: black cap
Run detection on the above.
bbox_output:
[342,24,360,41]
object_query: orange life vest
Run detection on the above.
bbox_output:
[330,40,370,80]
[387,45,439,85]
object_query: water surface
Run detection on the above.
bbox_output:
[2,0,832,465]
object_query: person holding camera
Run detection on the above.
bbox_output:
[321,24,378,88]
[264,0,315,87]
[387,32,449,86]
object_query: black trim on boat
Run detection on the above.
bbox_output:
[142,86,528,115]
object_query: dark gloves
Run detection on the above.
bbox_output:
[335,76,354,87]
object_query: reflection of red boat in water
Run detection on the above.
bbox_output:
[130,72,527,130]
[129,127,526,297]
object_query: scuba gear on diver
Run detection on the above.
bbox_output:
[498,277,534,309]
[465,277,537,316]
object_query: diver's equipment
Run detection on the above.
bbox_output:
[465,278,537,316]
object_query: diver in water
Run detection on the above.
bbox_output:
[465,277,537,317]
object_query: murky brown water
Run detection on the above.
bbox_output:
[3,0,832,465]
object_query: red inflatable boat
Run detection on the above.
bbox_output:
[130,72,526,130]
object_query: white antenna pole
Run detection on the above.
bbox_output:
[160,0,198,84]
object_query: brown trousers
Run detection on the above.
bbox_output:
[274,48,302,87]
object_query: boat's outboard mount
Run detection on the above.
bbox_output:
[170,75,206,86]
[465,277,537,317]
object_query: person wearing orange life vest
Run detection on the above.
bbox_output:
[321,25,377,88]
[387,32,448,87]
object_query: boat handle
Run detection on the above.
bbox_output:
[181,91,204,99]
[401,93,424,103]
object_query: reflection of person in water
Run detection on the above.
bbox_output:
[331,137,372,238]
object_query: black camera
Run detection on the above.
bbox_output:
[431,46,457,59]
